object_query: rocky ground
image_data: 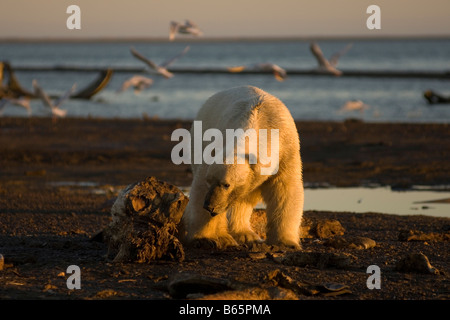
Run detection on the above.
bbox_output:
[0,117,448,306]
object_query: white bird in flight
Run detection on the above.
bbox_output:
[227,63,287,81]
[339,100,370,113]
[130,46,190,79]
[0,97,32,116]
[117,75,154,94]
[169,20,203,41]
[32,80,76,118]
[310,41,353,76]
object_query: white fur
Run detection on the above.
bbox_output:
[182,86,304,248]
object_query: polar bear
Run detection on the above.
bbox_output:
[182,85,304,249]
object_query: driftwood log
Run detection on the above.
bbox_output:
[103,176,189,263]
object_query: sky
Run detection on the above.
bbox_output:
[1,0,449,40]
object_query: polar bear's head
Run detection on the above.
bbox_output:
[202,162,254,216]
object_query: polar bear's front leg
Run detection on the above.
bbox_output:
[182,178,237,248]
[261,173,304,249]
[228,201,262,244]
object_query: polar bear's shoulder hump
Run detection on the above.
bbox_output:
[205,86,282,112]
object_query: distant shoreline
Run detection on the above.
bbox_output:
[1,35,450,44]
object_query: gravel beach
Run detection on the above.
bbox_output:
[0,117,448,302]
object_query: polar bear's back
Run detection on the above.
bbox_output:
[196,86,293,131]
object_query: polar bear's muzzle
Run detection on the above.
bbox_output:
[203,186,225,217]
[203,202,219,217]
[203,198,219,216]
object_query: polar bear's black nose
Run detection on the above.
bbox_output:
[203,201,218,216]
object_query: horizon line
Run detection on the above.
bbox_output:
[1,34,450,43]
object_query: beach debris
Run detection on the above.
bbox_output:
[116,75,153,94]
[309,41,352,76]
[266,269,316,296]
[43,283,58,293]
[1,63,111,102]
[309,219,345,239]
[266,269,351,297]
[102,176,189,263]
[170,272,299,300]
[197,286,298,300]
[395,253,439,275]
[398,229,450,242]
[0,61,35,98]
[168,272,233,299]
[72,68,113,100]
[32,79,76,118]
[227,63,287,81]
[248,251,268,260]
[93,289,124,299]
[324,236,376,250]
[423,90,450,104]
[130,46,190,79]
[278,251,355,269]
[169,20,203,41]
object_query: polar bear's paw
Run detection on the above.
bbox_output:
[231,230,263,245]
[190,234,238,250]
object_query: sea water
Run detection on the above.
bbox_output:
[1,38,450,122]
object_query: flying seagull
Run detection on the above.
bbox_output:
[130,46,190,79]
[310,42,353,76]
[32,80,76,118]
[0,97,31,116]
[117,75,154,94]
[339,100,370,113]
[169,20,203,41]
[227,63,287,81]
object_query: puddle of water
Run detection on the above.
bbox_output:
[49,182,449,218]
[303,187,449,218]
[181,186,450,218]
